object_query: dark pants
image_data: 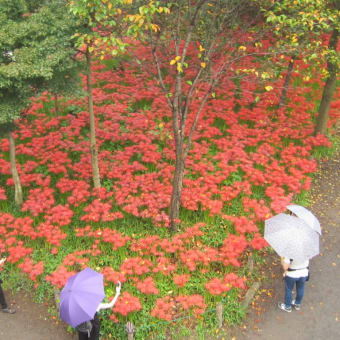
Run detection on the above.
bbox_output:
[284,275,307,307]
[0,281,8,309]
[78,313,100,340]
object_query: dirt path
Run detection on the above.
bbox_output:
[224,151,340,340]
[0,290,75,340]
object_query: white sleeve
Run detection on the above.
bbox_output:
[96,301,114,311]
[96,282,122,312]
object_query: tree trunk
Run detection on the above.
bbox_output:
[169,148,185,233]
[8,131,23,206]
[86,49,101,188]
[315,29,339,135]
[54,92,59,115]
[278,56,295,108]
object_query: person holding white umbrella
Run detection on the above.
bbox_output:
[264,213,320,312]
[278,256,310,312]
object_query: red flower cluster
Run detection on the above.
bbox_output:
[175,294,206,315]
[101,266,127,284]
[18,257,44,281]
[151,296,176,321]
[45,265,76,289]
[120,257,153,276]
[136,277,159,295]
[36,222,67,247]
[6,243,33,263]
[0,187,6,200]
[113,291,142,316]
[22,188,55,216]
[44,205,74,226]
[81,199,123,222]
[205,273,246,295]
[173,274,190,287]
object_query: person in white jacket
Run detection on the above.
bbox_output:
[278,257,309,312]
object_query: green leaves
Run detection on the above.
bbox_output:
[0,0,80,123]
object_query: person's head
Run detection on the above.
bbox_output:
[288,211,297,217]
[76,320,92,336]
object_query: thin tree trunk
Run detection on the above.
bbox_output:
[54,92,59,115]
[169,147,185,232]
[315,29,339,135]
[8,131,23,206]
[278,56,295,108]
[86,49,101,188]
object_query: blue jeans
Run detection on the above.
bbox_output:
[284,276,307,307]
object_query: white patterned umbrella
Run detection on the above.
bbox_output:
[264,213,319,261]
[286,204,321,235]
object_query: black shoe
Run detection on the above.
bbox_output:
[2,307,16,314]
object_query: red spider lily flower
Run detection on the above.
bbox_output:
[113,291,142,316]
[152,256,177,275]
[136,277,159,295]
[151,296,176,321]
[120,257,153,276]
[18,257,44,281]
[22,187,55,216]
[45,265,77,289]
[173,274,190,287]
[101,267,127,284]
[175,294,206,313]
[249,233,268,250]
[0,187,7,200]
[7,243,33,263]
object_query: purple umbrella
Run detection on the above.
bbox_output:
[59,267,105,328]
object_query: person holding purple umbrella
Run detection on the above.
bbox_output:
[76,281,121,340]
[59,267,121,340]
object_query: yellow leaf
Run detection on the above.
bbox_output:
[108,3,112,10]
[265,86,273,91]
[151,23,159,32]
[170,59,176,65]
[117,8,122,15]
[177,63,183,73]
[175,55,181,61]
[239,45,247,51]
[138,18,144,27]
[200,62,206,68]
[199,45,205,52]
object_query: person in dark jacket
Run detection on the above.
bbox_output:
[0,257,16,314]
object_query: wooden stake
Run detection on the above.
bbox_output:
[216,302,223,328]
[126,322,135,340]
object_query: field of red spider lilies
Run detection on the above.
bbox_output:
[0,39,339,338]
